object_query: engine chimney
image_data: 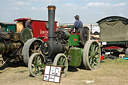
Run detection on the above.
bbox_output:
[47,5,56,41]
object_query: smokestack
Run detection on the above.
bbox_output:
[47,5,56,41]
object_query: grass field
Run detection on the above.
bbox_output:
[0,59,128,85]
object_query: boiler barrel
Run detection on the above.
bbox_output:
[0,42,21,54]
[41,41,65,58]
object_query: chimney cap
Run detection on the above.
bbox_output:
[47,5,56,10]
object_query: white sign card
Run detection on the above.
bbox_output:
[43,65,62,83]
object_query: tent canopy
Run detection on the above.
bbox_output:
[97,16,128,42]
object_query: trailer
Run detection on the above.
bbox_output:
[97,16,128,57]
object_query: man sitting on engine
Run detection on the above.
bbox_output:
[71,15,83,33]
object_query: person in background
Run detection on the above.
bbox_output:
[71,15,83,33]
[25,17,33,32]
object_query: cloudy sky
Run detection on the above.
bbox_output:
[0,0,128,24]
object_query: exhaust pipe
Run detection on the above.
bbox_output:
[47,5,56,41]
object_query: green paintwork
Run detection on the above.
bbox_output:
[0,23,16,32]
[68,47,82,67]
[68,34,79,46]
[62,30,70,40]
[5,25,16,32]
[0,24,6,32]
[20,28,33,43]
[107,41,127,45]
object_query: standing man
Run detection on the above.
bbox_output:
[25,17,33,32]
[71,15,83,33]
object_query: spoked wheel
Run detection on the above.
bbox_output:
[28,53,45,77]
[83,40,101,70]
[22,38,43,65]
[53,53,68,77]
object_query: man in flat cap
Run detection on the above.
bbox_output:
[71,15,83,33]
[25,17,33,32]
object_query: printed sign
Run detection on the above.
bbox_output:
[43,65,62,83]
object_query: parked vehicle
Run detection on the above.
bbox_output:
[97,16,128,57]
[27,5,101,77]
[0,28,32,66]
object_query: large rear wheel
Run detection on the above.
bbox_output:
[83,40,101,70]
[22,38,43,65]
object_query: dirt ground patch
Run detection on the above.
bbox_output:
[0,59,128,85]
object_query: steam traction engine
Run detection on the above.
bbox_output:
[0,28,33,66]
[25,5,101,77]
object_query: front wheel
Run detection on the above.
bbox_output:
[53,53,68,77]
[28,53,45,77]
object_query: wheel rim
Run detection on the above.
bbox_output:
[83,40,101,70]
[28,53,45,77]
[53,53,68,77]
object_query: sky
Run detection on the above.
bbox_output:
[0,0,128,24]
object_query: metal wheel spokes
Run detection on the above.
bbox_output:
[32,56,42,75]
[30,42,42,54]
[28,53,45,77]
[83,40,101,70]
[89,44,100,68]
[53,53,68,77]
[58,56,66,65]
